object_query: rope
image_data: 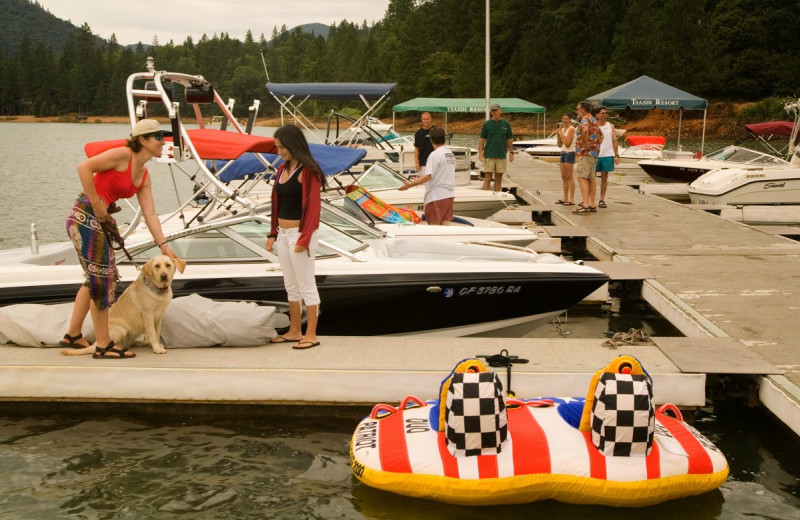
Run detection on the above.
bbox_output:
[602,328,653,349]
[100,202,138,269]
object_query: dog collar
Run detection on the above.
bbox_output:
[141,273,170,294]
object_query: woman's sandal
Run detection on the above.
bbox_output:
[562,201,575,206]
[572,205,592,214]
[598,200,607,208]
[92,341,135,359]
[59,332,90,349]
[555,199,565,205]
[270,335,302,344]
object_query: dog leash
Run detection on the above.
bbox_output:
[100,202,140,271]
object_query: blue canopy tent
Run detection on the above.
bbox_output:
[587,75,708,152]
[265,82,398,144]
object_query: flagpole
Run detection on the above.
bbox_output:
[485,0,490,120]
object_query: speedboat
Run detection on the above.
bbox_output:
[640,117,800,183]
[688,164,800,206]
[639,145,792,183]
[0,60,608,338]
[0,213,608,337]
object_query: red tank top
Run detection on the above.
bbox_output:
[93,153,148,203]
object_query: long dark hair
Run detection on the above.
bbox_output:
[274,125,325,188]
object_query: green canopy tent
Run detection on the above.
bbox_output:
[587,75,708,152]
[393,97,546,135]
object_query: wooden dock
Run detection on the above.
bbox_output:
[1,153,799,437]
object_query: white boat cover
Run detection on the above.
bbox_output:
[0,294,288,348]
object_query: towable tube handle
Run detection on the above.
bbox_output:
[506,398,555,408]
[656,403,684,421]
[370,396,427,419]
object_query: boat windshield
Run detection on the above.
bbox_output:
[705,145,788,165]
[355,162,408,191]
[126,216,368,263]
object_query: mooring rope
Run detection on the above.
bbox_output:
[602,328,653,349]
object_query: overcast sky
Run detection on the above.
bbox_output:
[36,1,392,46]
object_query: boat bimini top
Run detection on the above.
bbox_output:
[265,81,398,147]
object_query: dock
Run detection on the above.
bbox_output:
[1,153,799,437]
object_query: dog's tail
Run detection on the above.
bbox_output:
[60,346,95,356]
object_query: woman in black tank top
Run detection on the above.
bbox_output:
[265,125,326,350]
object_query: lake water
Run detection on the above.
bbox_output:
[1,123,799,518]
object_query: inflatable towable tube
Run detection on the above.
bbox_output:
[350,355,728,507]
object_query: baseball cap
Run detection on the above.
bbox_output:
[490,103,502,111]
[130,119,173,138]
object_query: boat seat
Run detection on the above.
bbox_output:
[444,370,508,457]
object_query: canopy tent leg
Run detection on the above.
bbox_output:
[677,108,682,150]
[700,108,707,155]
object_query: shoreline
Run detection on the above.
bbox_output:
[2,106,743,139]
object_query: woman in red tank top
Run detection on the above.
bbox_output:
[61,119,180,359]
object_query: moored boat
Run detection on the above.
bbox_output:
[688,164,800,206]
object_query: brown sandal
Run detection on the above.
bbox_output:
[59,332,90,349]
[92,341,135,359]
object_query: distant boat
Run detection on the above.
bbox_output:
[640,119,799,183]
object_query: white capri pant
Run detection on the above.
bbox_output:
[276,227,321,306]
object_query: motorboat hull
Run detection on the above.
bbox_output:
[637,160,713,183]
[688,167,800,206]
[0,267,607,337]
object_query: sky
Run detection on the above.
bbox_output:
[35,0,392,46]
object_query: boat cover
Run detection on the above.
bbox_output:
[745,121,796,137]
[266,82,397,100]
[625,135,666,147]
[215,144,367,182]
[84,129,276,160]
[0,295,287,348]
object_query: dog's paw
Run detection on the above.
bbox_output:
[151,345,167,354]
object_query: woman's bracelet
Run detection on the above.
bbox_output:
[158,241,167,247]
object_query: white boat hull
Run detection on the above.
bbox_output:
[688,167,800,206]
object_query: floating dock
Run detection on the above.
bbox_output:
[1,153,798,438]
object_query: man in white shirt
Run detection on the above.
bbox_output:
[595,107,619,208]
[399,126,455,225]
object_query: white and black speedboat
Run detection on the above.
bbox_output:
[0,60,608,338]
[639,119,799,183]
[0,213,608,337]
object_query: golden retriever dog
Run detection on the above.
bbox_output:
[61,255,186,356]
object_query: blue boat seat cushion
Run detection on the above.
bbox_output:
[445,371,508,457]
[591,372,655,457]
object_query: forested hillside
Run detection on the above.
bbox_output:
[1,0,798,120]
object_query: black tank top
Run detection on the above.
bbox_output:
[275,167,303,220]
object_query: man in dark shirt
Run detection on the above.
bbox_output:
[414,112,435,174]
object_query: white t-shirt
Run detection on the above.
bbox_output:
[424,145,456,204]
[598,122,615,158]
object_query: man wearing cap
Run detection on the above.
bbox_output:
[478,103,514,192]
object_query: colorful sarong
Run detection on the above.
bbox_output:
[66,194,117,310]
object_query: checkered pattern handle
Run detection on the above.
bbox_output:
[445,371,508,457]
[591,372,655,457]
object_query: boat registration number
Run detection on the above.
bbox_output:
[450,285,522,297]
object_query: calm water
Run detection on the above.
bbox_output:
[1,123,799,518]
[0,399,799,519]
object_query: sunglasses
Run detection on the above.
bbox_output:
[146,133,165,141]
